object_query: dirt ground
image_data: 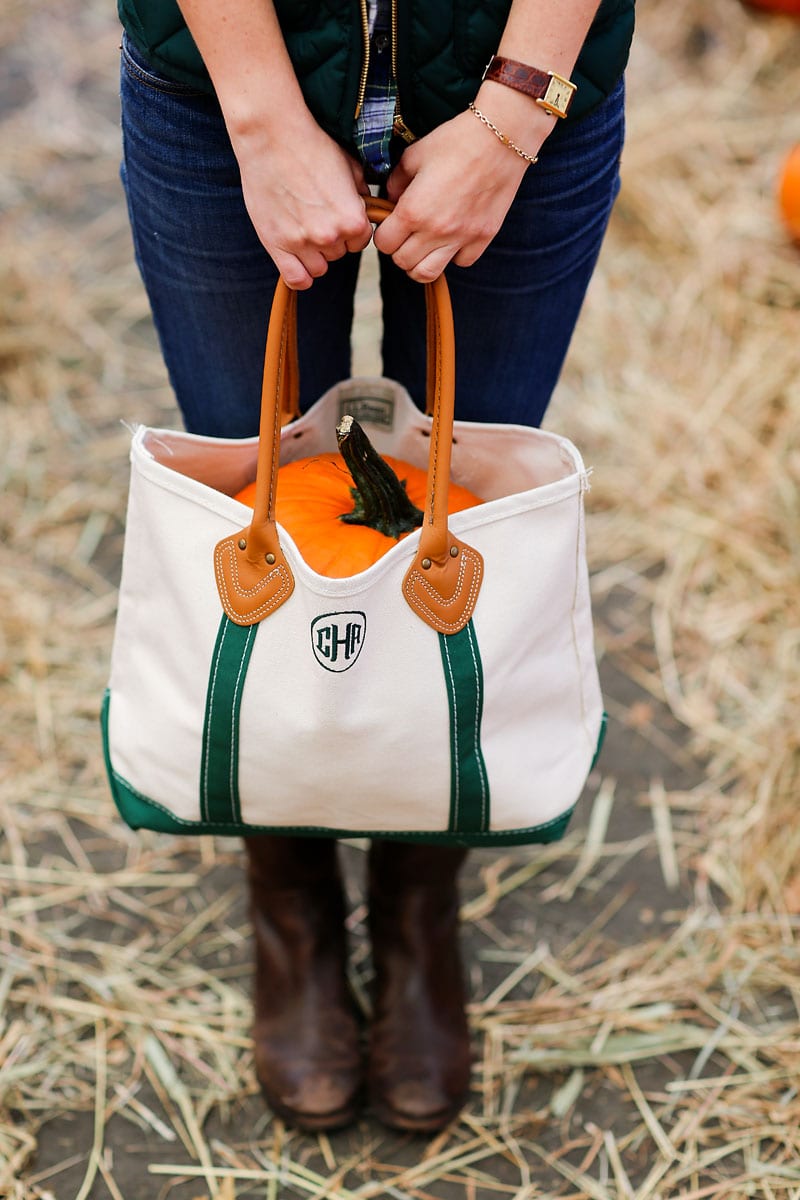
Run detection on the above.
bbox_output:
[2,0,800,1197]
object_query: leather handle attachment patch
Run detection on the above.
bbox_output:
[214,531,294,626]
[402,537,483,635]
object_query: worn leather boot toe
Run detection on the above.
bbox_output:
[367,843,472,1133]
[246,837,363,1130]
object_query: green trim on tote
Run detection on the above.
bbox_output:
[438,621,490,834]
[101,695,608,847]
[103,688,574,845]
[199,616,259,824]
[590,711,608,772]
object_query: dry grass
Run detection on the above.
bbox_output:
[561,0,800,922]
[2,0,800,1196]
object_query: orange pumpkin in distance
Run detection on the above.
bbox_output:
[778,145,800,242]
[234,416,482,578]
[741,0,800,13]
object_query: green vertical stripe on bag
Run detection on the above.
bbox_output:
[438,621,490,834]
[200,615,259,824]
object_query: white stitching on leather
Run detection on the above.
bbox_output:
[403,547,483,630]
[214,541,292,622]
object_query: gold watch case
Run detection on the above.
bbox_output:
[536,73,577,119]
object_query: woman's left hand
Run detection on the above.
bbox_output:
[373,96,550,282]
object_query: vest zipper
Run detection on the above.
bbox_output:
[354,0,370,120]
[390,0,416,143]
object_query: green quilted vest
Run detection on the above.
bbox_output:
[118,0,634,141]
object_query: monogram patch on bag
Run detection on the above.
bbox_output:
[310,612,367,672]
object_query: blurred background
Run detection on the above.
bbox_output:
[1,0,800,1196]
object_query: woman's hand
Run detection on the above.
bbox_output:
[175,0,374,289]
[233,115,374,289]
[374,90,552,282]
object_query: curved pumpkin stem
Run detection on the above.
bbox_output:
[336,415,424,539]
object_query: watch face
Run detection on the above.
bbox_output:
[543,74,576,116]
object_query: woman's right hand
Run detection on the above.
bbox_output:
[174,1,372,288]
[231,115,373,290]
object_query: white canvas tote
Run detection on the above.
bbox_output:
[103,204,604,845]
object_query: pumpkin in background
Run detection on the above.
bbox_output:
[778,145,800,242]
[741,0,800,13]
[234,416,482,578]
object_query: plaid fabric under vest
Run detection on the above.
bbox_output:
[353,0,398,179]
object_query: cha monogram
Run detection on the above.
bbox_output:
[310,612,367,672]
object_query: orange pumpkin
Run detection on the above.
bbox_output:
[235,416,482,577]
[778,145,800,243]
[742,0,800,12]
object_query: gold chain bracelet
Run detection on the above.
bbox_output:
[467,103,539,165]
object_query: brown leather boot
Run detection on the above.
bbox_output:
[367,842,472,1132]
[245,835,362,1130]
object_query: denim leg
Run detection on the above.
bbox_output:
[119,34,360,438]
[380,80,626,428]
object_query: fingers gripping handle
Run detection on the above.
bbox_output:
[214,199,483,631]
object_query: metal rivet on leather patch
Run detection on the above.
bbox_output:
[450,545,459,557]
[421,557,432,570]
[237,538,247,550]
[265,553,276,565]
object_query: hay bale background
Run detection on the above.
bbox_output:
[1,0,799,1196]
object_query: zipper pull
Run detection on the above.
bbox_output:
[392,109,416,144]
[389,0,415,143]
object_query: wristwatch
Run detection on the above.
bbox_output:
[482,55,577,119]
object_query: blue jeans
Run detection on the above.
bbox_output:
[120,34,625,438]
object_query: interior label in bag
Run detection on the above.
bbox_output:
[311,612,367,672]
[338,394,394,430]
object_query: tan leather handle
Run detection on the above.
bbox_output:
[214,198,483,631]
[279,199,436,424]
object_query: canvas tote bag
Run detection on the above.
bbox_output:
[102,200,604,845]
